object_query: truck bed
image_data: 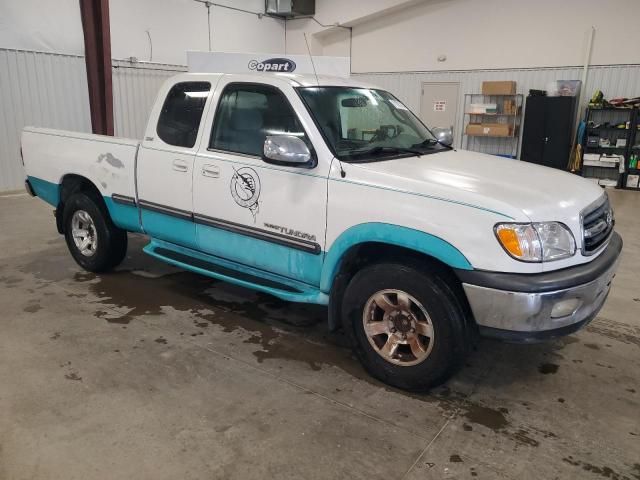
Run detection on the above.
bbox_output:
[22,127,141,231]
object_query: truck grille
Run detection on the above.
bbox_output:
[582,196,614,255]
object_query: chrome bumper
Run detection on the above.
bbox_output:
[458,232,622,341]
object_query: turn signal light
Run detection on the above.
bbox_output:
[495,224,542,262]
[496,228,523,257]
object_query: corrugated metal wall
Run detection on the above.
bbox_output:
[354,64,640,156]
[1,47,639,192]
[0,48,91,192]
[0,48,185,192]
[112,60,186,139]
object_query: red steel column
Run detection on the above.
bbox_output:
[79,0,114,136]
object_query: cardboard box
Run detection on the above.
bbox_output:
[503,99,516,114]
[482,81,516,95]
[626,175,639,189]
[465,123,512,137]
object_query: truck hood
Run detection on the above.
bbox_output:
[347,149,605,222]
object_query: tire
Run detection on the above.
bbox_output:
[342,262,468,391]
[62,192,128,272]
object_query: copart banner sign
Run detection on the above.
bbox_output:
[187,51,350,77]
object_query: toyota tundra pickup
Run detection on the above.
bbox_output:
[21,73,622,391]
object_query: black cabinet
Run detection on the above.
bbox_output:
[521,96,577,170]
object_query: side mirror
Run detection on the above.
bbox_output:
[432,126,454,146]
[263,135,313,167]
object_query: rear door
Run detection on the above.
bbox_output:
[192,79,329,286]
[136,80,212,249]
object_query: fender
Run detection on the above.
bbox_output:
[320,222,473,292]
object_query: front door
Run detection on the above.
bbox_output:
[137,80,212,249]
[420,81,459,135]
[193,80,328,286]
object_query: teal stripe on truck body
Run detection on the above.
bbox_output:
[25,177,474,300]
[28,176,60,207]
[103,197,143,233]
[197,223,323,287]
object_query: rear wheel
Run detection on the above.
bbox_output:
[63,192,127,272]
[342,262,468,391]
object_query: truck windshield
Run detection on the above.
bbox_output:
[297,86,446,162]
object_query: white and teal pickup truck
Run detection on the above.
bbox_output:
[21,73,621,391]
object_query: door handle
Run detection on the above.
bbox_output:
[202,164,220,178]
[172,159,188,172]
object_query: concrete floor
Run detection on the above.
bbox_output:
[0,189,638,480]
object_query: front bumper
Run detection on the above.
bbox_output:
[456,232,622,342]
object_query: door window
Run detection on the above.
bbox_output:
[209,83,311,157]
[156,81,211,148]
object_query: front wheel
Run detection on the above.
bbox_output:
[342,262,468,391]
[63,192,128,272]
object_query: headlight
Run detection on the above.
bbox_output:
[495,222,576,262]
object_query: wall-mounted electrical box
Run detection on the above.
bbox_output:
[265,0,315,18]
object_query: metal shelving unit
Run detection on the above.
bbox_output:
[461,93,524,158]
[624,113,640,190]
[580,107,637,188]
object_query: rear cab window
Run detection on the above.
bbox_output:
[157,81,211,148]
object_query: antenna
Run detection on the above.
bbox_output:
[303,33,319,86]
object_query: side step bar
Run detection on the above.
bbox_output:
[143,239,329,305]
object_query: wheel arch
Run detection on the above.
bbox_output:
[321,223,472,291]
[323,223,475,331]
[56,174,106,233]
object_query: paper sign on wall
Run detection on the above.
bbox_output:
[433,100,446,112]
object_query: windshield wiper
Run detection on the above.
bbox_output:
[346,146,424,160]
[414,137,453,150]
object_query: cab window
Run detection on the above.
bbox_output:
[156,81,211,148]
[209,83,311,157]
